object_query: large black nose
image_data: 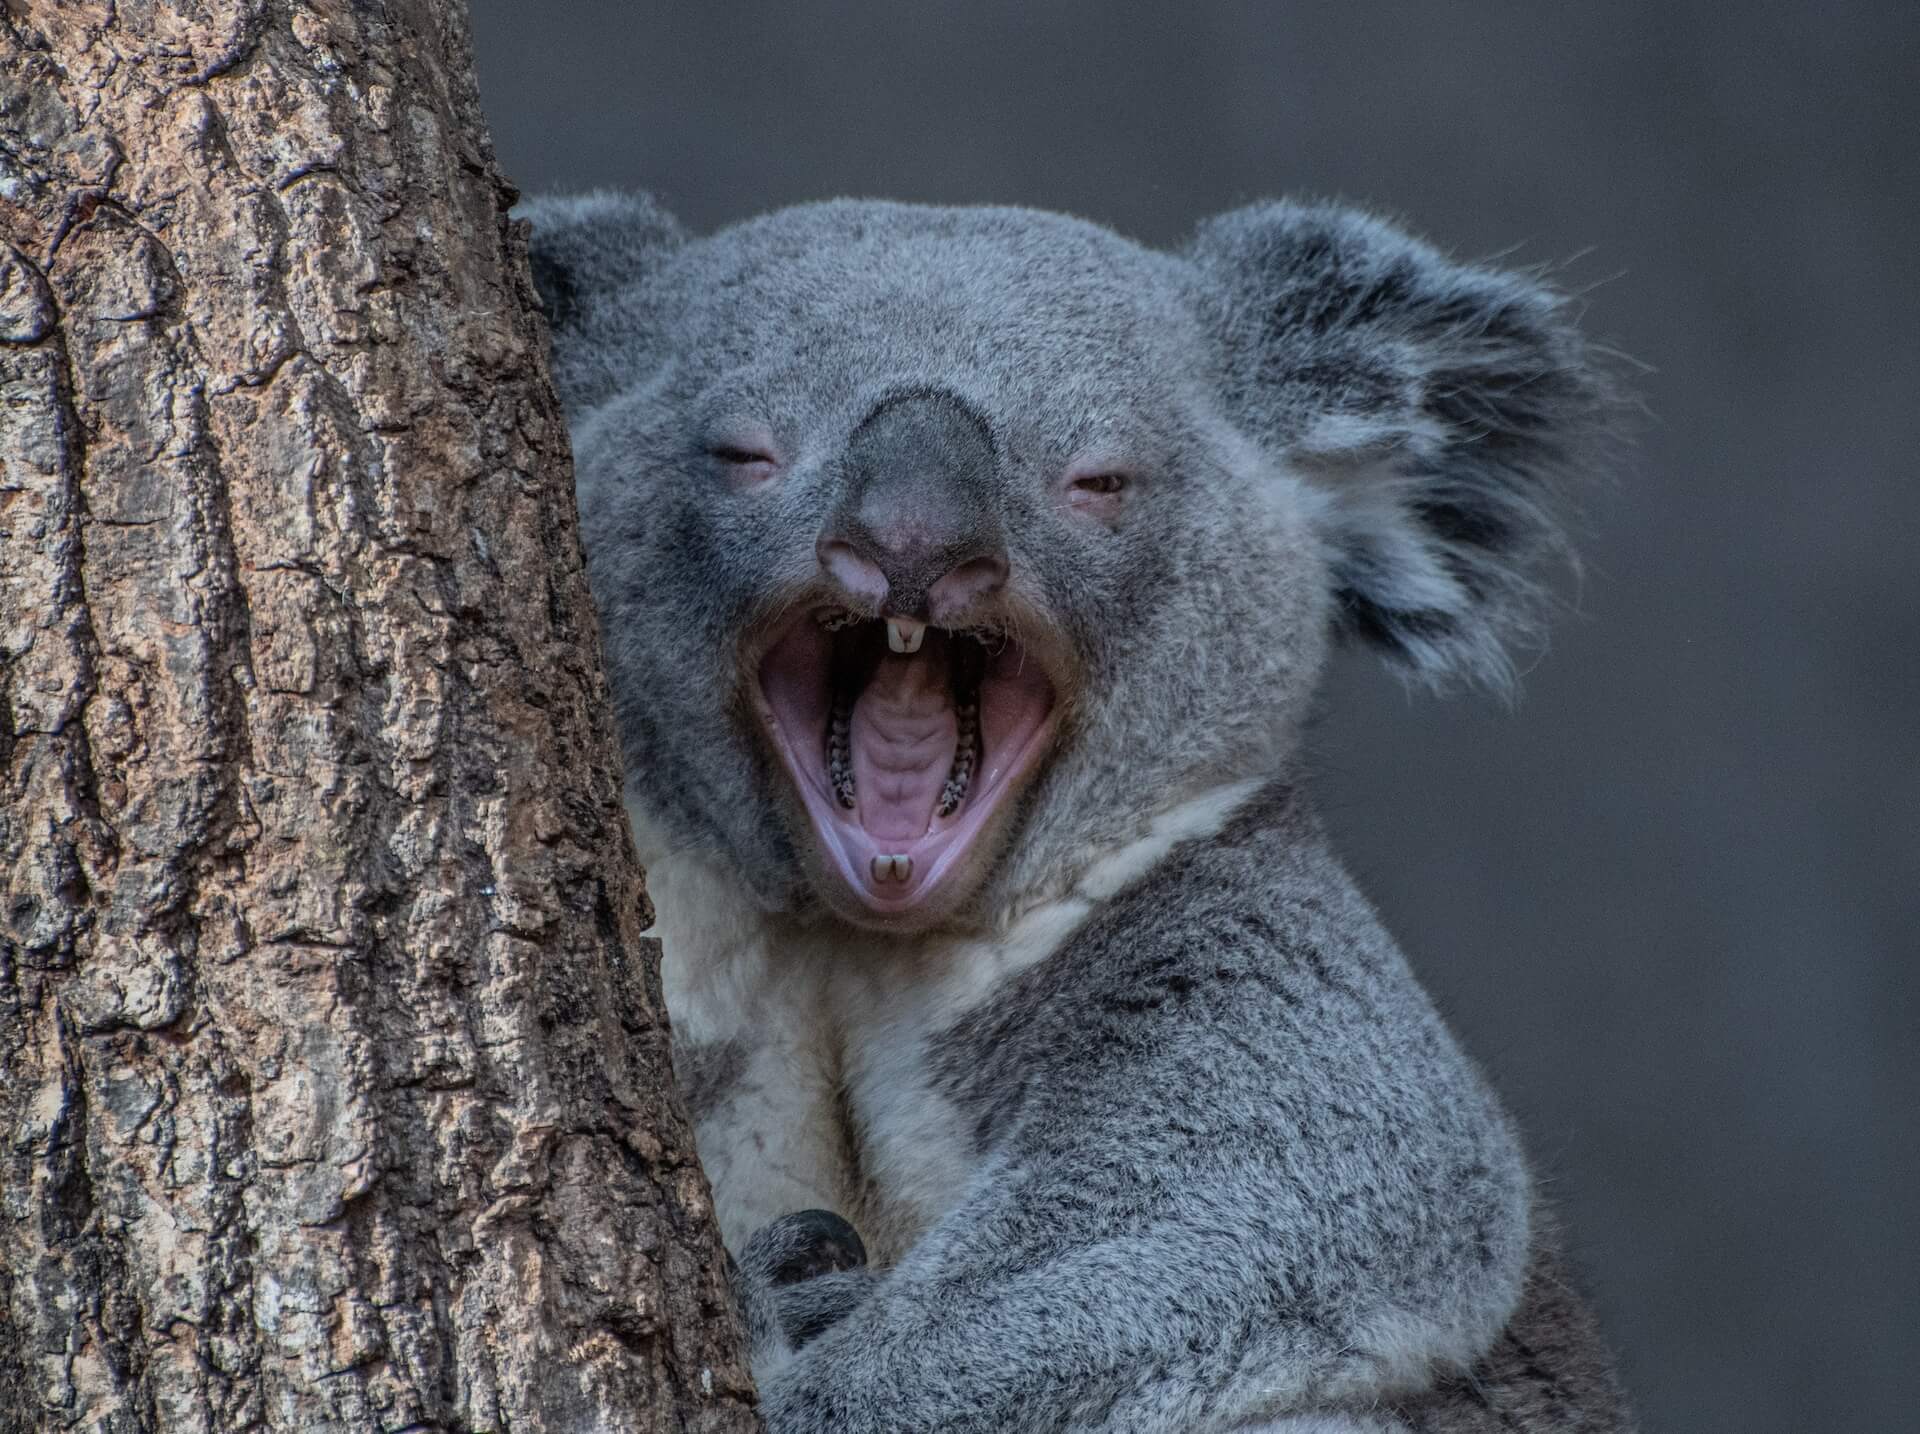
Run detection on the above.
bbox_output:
[817,391,1009,624]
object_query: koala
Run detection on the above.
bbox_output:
[523,189,1636,1432]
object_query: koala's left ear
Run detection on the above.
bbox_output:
[516,189,687,411]
[1187,201,1622,692]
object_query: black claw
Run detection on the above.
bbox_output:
[759,1209,869,1285]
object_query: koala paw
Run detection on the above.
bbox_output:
[732,1210,876,1369]
[744,1208,868,1285]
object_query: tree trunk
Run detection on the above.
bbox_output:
[0,4,755,1430]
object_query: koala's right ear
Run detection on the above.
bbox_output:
[516,189,686,410]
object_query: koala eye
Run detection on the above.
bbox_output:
[707,443,782,484]
[1064,469,1130,521]
[709,444,778,467]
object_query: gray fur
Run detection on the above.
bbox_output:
[522,190,1631,1431]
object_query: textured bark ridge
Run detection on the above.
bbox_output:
[0,4,756,1430]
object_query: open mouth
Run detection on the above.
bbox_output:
[755,609,1058,918]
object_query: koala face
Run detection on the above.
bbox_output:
[528,195,1611,931]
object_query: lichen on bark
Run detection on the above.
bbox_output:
[0,3,754,1430]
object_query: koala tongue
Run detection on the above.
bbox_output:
[849,644,959,843]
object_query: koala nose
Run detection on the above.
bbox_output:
[818,391,1009,625]
[817,534,1008,626]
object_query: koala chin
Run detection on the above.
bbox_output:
[526,191,1636,1432]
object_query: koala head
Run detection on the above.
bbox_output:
[523,192,1615,933]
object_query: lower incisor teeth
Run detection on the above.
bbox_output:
[868,854,913,884]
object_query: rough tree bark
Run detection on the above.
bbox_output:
[0,3,756,1430]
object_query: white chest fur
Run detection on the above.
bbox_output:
[632,781,1260,1262]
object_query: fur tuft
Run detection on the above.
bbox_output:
[1188,200,1623,693]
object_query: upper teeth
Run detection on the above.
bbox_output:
[887,618,926,654]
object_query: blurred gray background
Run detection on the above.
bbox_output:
[465,4,1917,1430]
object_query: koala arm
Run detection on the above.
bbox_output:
[754,1239,1634,1434]
[757,1148,1517,1434]
[756,822,1534,1434]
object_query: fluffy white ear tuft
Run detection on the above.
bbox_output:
[1188,200,1624,693]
